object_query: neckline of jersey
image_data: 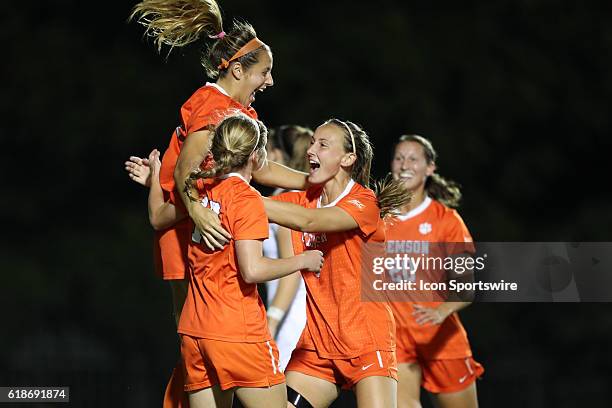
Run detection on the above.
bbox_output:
[206,82,231,97]
[317,179,356,208]
[220,172,249,184]
[396,196,432,221]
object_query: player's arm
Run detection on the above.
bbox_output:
[252,160,309,191]
[147,149,187,230]
[235,239,323,284]
[266,226,301,337]
[174,129,231,249]
[263,199,358,233]
[413,252,474,326]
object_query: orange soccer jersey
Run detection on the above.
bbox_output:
[385,197,476,361]
[177,174,271,342]
[154,83,258,280]
[272,180,396,360]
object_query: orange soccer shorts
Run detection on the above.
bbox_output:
[398,354,484,394]
[285,348,398,390]
[396,327,484,393]
[417,357,484,394]
[180,335,285,392]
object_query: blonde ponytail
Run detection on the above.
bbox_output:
[189,114,267,181]
[129,0,223,52]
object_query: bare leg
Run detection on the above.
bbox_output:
[431,382,478,408]
[235,383,287,408]
[353,376,397,408]
[286,371,340,408]
[188,385,233,408]
[397,363,423,408]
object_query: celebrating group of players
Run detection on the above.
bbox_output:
[124,0,483,407]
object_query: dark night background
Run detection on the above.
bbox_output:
[2,1,611,407]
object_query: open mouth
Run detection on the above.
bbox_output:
[398,171,414,180]
[249,86,267,103]
[309,160,320,174]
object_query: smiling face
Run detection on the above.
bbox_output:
[391,141,436,193]
[236,47,274,107]
[306,123,355,185]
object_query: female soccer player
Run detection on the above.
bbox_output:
[386,134,484,408]
[127,0,308,404]
[159,114,324,407]
[258,119,411,408]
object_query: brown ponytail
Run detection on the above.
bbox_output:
[129,1,268,79]
[397,135,462,208]
[324,119,412,218]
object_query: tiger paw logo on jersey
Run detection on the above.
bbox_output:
[419,222,432,235]
[302,232,327,249]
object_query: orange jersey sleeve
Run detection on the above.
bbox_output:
[335,187,381,237]
[269,190,304,205]
[440,209,475,255]
[228,185,269,241]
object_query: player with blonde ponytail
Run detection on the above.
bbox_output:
[125,0,310,406]
[143,114,323,408]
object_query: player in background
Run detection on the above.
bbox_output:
[126,0,310,404]
[157,114,324,407]
[256,119,412,408]
[264,125,314,370]
[386,134,484,408]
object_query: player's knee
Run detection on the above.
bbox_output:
[287,386,315,408]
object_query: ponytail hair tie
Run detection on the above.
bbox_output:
[209,31,226,39]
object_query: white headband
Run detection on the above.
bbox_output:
[339,120,356,153]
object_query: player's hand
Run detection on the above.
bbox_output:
[301,250,324,276]
[189,203,232,250]
[147,149,162,178]
[412,304,451,326]
[125,155,152,187]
